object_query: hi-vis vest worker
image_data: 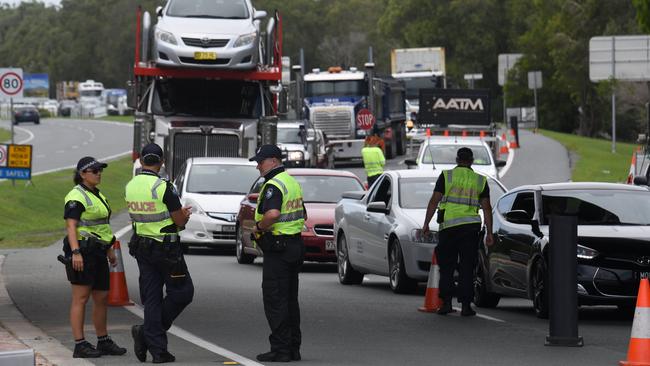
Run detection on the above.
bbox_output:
[439,168,486,230]
[255,171,305,235]
[65,185,113,244]
[362,145,385,178]
[125,174,177,242]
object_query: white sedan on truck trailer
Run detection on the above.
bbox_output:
[153,0,267,69]
[173,157,259,250]
[334,169,507,293]
[406,137,505,178]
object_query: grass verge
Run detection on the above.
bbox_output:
[0,156,133,249]
[538,129,639,182]
[0,127,10,142]
[97,115,133,123]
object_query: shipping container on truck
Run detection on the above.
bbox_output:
[128,7,283,181]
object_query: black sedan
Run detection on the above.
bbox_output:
[474,182,650,318]
[13,105,40,125]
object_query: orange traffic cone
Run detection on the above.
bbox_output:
[479,130,485,138]
[620,277,650,366]
[418,251,443,313]
[108,241,134,306]
[627,152,637,184]
[461,130,468,138]
[443,130,449,137]
[426,128,431,137]
[509,140,519,149]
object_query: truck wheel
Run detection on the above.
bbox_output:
[385,128,397,160]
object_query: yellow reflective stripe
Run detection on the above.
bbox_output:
[79,218,110,226]
[439,216,481,230]
[270,178,288,194]
[151,178,165,199]
[74,186,93,206]
[129,211,171,223]
[446,170,453,185]
[447,186,481,198]
[443,196,481,207]
[277,211,304,223]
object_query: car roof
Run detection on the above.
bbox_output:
[188,157,256,166]
[388,169,507,191]
[422,137,489,147]
[508,182,650,193]
[286,168,361,180]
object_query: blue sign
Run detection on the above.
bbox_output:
[23,73,49,98]
[0,168,31,180]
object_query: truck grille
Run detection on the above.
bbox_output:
[182,38,230,48]
[313,225,334,237]
[172,133,239,178]
[212,230,237,241]
[312,109,353,137]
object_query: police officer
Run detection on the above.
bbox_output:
[250,145,306,363]
[125,143,194,363]
[63,157,127,358]
[361,136,385,187]
[422,147,494,316]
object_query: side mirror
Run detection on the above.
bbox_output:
[405,159,418,169]
[254,10,267,20]
[247,193,259,203]
[496,160,507,168]
[367,201,388,214]
[633,176,648,186]
[156,6,163,17]
[504,210,532,225]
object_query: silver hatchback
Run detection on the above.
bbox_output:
[153,0,266,69]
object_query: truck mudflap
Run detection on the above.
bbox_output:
[329,139,365,160]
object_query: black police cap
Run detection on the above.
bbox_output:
[456,147,474,161]
[141,143,163,163]
[76,156,108,172]
[249,144,283,163]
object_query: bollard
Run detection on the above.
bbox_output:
[545,215,583,347]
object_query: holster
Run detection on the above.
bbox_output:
[436,209,445,224]
[56,254,93,282]
[259,233,287,253]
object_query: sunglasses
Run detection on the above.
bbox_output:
[83,168,103,174]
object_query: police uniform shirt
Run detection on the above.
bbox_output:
[63,183,112,221]
[258,166,306,216]
[434,166,489,233]
[138,169,183,232]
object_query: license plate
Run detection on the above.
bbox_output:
[325,240,335,251]
[194,51,217,60]
[222,225,236,232]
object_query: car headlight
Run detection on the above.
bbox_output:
[577,244,598,260]
[190,203,206,216]
[233,32,256,48]
[288,151,304,161]
[156,29,177,45]
[410,229,438,243]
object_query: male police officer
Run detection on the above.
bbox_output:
[422,147,494,316]
[361,137,385,187]
[125,143,193,363]
[251,145,306,362]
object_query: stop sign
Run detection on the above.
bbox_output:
[356,109,376,130]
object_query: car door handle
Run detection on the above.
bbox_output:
[364,214,371,221]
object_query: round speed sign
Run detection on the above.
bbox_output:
[0,72,24,96]
[356,109,376,131]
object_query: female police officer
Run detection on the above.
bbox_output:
[63,156,127,358]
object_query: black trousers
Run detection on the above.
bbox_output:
[436,224,480,304]
[262,236,305,354]
[135,245,194,356]
[367,174,381,188]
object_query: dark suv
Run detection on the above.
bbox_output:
[13,105,40,125]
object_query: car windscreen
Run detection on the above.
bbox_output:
[152,79,260,118]
[293,175,363,203]
[167,0,249,19]
[421,145,491,166]
[541,189,650,225]
[305,80,368,98]
[399,177,505,209]
[277,128,303,144]
[186,164,258,194]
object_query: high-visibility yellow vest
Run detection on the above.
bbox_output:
[439,167,486,230]
[64,185,113,244]
[255,172,305,235]
[362,146,385,177]
[125,174,176,242]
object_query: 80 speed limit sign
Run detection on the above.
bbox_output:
[0,68,24,99]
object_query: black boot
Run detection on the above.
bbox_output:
[152,350,176,363]
[73,340,102,358]
[97,337,127,356]
[131,325,147,362]
[291,349,301,361]
[256,351,291,362]
[461,302,477,317]
[437,297,454,315]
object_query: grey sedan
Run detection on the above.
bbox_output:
[334,169,506,293]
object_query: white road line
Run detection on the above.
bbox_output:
[31,150,131,176]
[498,146,515,179]
[15,126,35,144]
[115,224,132,239]
[124,305,264,366]
[451,307,505,323]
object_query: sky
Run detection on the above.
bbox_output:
[1,0,61,6]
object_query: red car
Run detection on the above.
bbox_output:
[236,168,364,264]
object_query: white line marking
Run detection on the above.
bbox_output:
[451,307,505,322]
[15,126,34,144]
[72,145,79,149]
[115,224,132,239]
[31,150,131,176]
[498,145,515,179]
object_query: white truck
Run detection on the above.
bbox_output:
[391,47,446,124]
[78,80,107,118]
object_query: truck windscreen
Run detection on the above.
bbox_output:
[305,81,367,98]
[403,78,437,100]
[152,79,260,118]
